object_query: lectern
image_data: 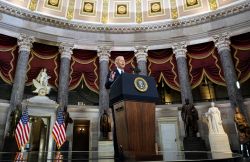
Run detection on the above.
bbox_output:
[110,73,159,158]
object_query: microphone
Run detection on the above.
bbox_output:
[130,67,141,74]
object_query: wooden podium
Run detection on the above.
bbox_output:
[110,73,159,159]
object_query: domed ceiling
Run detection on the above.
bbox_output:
[1,0,243,24]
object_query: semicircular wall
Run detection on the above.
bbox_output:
[0,0,250,50]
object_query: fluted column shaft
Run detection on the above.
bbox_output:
[98,46,111,111]
[1,34,34,151]
[213,33,248,122]
[134,46,148,75]
[172,42,193,104]
[57,43,73,110]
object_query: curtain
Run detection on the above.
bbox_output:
[148,49,180,91]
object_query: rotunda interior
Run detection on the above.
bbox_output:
[0,0,250,161]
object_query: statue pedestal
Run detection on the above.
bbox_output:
[27,96,57,104]
[183,137,207,159]
[98,140,114,162]
[209,133,231,153]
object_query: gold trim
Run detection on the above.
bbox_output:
[29,0,38,11]
[183,0,202,11]
[208,0,218,11]
[66,0,75,20]
[101,0,109,23]
[44,0,62,10]
[136,0,142,23]
[134,77,148,92]
[114,2,130,18]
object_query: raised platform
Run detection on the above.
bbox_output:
[0,151,244,162]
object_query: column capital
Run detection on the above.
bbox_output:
[134,46,148,62]
[213,32,231,53]
[172,42,187,59]
[59,43,74,59]
[97,46,111,62]
[17,33,34,52]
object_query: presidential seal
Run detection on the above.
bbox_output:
[134,77,148,92]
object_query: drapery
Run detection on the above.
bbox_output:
[231,32,250,83]
[187,42,225,89]
[0,34,18,83]
[26,42,59,88]
[0,32,249,93]
[70,49,98,93]
[148,49,179,91]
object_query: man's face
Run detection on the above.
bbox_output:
[116,57,125,69]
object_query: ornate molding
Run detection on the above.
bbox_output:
[101,0,109,24]
[136,0,142,23]
[97,46,111,62]
[17,33,34,52]
[209,0,218,11]
[213,32,231,53]
[66,0,75,20]
[134,46,148,62]
[172,42,187,59]
[59,43,74,59]
[0,1,249,33]
[28,0,38,11]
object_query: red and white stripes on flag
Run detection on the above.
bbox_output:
[52,110,66,149]
[14,152,28,162]
[15,109,30,150]
[54,151,63,162]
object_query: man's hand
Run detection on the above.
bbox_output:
[109,71,116,81]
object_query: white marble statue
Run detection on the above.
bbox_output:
[205,102,225,134]
[32,68,51,96]
[205,102,231,153]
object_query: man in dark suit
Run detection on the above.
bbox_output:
[105,56,125,89]
[105,56,125,160]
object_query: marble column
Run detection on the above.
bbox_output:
[97,46,111,112]
[10,34,34,109]
[134,46,148,76]
[213,33,248,121]
[57,43,73,110]
[1,34,34,151]
[172,42,193,104]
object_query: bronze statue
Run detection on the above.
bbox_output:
[63,106,73,130]
[234,107,250,144]
[100,109,111,139]
[181,99,199,137]
[9,104,22,136]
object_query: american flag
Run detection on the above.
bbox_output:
[52,110,66,149]
[14,152,28,162]
[15,109,30,150]
[14,152,23,162]
[54,151,63,162]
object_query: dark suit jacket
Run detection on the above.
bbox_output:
[105,68,123,89]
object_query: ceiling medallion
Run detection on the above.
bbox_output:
[186,0,198,6]
[117,5,126,14]
[85,3,93,12]
[151,3,160,12]
[48,0,59,6]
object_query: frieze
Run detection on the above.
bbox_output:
[0,1,249,33]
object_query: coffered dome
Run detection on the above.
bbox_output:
[0,0,249,49]
[1,0,246,24]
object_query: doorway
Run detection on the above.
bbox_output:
[72,120,90,160]
[158,117,181,161]
[28,116,50,161]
